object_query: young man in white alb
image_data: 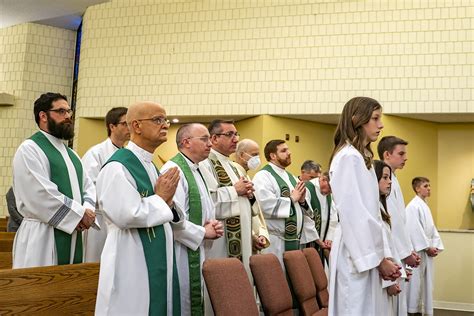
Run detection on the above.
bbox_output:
[406,177,444,316]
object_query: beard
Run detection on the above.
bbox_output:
[47,115,74,140]
[276,156,291,168]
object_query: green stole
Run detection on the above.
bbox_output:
[262,164,301,251]
[304,181,331,261]
[30,131,83,265]
[106,148,180,316]
[170,153,204,316]
[208,151,243,260]
[305,181,332,239]
[304,181,321,234]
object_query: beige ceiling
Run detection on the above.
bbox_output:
[0,0,109,30]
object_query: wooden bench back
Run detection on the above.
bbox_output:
[0,218,7,232]
[0,239,13,252]
[0,263,99,315]
[0,253,12,270]
[0,232,15,239]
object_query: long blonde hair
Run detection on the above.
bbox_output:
[329,97,382,169]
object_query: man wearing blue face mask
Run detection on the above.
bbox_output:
[234,139,270,254]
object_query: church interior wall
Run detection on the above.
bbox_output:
[0,23,75,216]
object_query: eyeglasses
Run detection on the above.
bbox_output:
[215,131,240,138]
[116,121,128,127]
[186,136,211,143]
[47,108,73,116]
[136,117,170,125]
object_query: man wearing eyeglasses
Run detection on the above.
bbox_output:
[95,101,182,315]
[199,119,256,280]
[161,123,224,316]
[233,139,270,254]
[12,92,97,268]
[81,107,130,262]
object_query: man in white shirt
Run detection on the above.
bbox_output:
[233,138,270,253]
[307,172,338,269]
[406,177,444,316]
[95,101,182,315]
[12,92,96,268]
[161,123,224,316]
[253,139,318,266]
[199,120,256,279]
[378,136,421,315]
[82,106,130,262]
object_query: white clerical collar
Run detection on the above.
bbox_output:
[180,152,199,172]
[40,130,68,146]
[269,162,286,173]
[127,141,154,163]
[211,148,230,161]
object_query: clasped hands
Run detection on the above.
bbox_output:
[234,177,255,198]
[378,258,402,281]
[76,208,96,231]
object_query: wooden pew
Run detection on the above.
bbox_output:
[0,263,99,314]
[0,233,14,269]
[0,253,12,270]
[0,239,13,252]
[0,217,7,232]
[0,232,15,239]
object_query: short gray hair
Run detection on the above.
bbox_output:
[300,160,321,173]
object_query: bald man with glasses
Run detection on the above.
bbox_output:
[95,101,183,315]
[199,119,256,281]
[161,123,224,316]
[12,92,96,268]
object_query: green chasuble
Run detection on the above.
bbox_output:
[107,148,180,316]
[262,164,303,251]
[30,131,83,265]
[170,153,204,316]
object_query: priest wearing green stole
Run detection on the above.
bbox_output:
[199,120,257,279]
[95,101,182,316]
[253,140,319,267]
[161,123,224,316]
[12,92,96,268]
[233,138,270,254]
[306,171,338,268]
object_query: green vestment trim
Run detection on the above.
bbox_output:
[262,164,301,251]
[107,148,180,316]
[170,153,204,316]
[304,181,332,262]
[304,181,321,234]
[30,131,83,265]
